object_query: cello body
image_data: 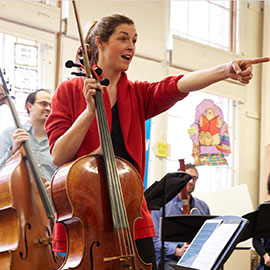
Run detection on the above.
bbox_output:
[52,154,152,270]
[0,150,62,269]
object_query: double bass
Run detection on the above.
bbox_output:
[0,71,62,269]
[50,1,152,269]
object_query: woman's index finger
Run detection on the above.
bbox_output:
[249,57,270,65]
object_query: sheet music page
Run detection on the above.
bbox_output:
[191,223,239,270]
[177,220,222,268]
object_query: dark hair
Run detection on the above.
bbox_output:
[185,163,199,176]
[84,14,134,65]
[267,173,270,195]
[25,89,50,114]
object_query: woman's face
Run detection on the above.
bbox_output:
[97,23,137,73]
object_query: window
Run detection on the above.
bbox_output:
[0,33,43,132]
[40,0,58,7]
[170,0,239,52]
[166,91,236,193]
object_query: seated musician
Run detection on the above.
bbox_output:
[0,88,57,184]
[151,164,210,270]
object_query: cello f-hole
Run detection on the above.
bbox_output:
[89,241,100,270]
[44,226,59,264]
[19,223,31,260]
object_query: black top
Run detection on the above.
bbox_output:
[252,201,270,269]
[253,237,270,257]
[111,102,134,165]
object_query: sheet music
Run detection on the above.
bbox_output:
[192,223,239,270]
[177,219,240,270]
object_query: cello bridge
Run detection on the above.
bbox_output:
[103,254,134,262]
[33,236,52,246]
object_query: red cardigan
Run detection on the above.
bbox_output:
[45,72,187,252]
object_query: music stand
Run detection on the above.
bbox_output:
[144,172,192,270]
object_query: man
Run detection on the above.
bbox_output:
[0,89,57,181]
[151,163,210,270]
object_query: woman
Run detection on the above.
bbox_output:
[253,173,270,270]
[45,14,269,269]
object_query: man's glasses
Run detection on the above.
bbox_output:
[35,101,51,108]
[191,175,198,181]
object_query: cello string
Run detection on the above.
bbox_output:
[96,93,126,255]
[95,90,135,257]
[95,91,121,225]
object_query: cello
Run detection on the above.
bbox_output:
[50,1,152,269]
[0,71,62,269]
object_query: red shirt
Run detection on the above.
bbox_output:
[45,72,187,252]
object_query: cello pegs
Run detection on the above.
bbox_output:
[94,67,102,76]
[100,78,110,86]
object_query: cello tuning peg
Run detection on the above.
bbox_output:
[79,56,84,65]
[71,71,86,77]
[100,78,110,86]
[94,67,102,76]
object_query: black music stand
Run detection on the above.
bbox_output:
[144,172,192,270]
